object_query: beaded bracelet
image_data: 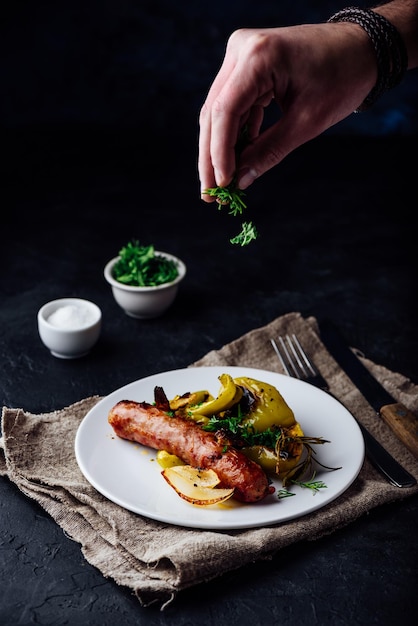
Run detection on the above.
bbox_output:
[328,6,408,110]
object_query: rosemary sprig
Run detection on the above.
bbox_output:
[277,473,328,498]
[277,488,296,499]
[296,479,328,493]
[293,473,328,494]
[276,433,341,488]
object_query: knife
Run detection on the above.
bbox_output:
[320,320,418,463]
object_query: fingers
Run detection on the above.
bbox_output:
[198,28,307,195]
[199,30,265,196]
[199,100,241,192]
[199,88,246,195]
[198,104,217,202]
[199,20,374,197]
[198,42,239,196]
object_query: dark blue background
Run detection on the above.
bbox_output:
[2,0,417,141]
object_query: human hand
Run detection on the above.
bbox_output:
[198,22,376,200]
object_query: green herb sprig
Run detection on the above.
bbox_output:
[203,410,341,495]
[204,184,247,216]
[203,183,258,246]
[202,412,279,449]
[295,478,328,493]
[230,222,258,246]
[277,473,328,498]
[277,489,296,499]
[203,124,258,246]
[112,240,179,287]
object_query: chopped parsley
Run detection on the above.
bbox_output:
[112,240,179,287]
[202,412,281,449]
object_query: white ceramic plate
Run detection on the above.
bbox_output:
[75,366,365,530]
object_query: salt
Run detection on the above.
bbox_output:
[47,304,95,329]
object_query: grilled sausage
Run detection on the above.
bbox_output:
[108,398,272,503]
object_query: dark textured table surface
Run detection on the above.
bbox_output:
[1,130,417,625]
[2,1,418,623]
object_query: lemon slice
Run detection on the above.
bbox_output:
[162,465,234,506]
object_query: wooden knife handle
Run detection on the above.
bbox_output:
[380,403,418,460]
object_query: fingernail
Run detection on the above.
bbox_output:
[237,168,257,189]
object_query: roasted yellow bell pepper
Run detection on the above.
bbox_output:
[242,422,304,477]
[241,445,277,474]
[165,373,305,482]
[169,389,212,411]
[233,376,296,430]
[187,373,243,417]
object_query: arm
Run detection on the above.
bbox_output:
[375,0,418,66]
[198,1,418,198]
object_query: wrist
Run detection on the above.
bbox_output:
[373,0,418,68]
[328,6,409,110]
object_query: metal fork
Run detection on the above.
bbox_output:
[270,334,328,390]
[270,334,417,488]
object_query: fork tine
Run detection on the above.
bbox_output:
[271,334,329,390]
[270,338,291,376]
[279,336,301,378]
[285,335,307,378]
[290,334,318,378]
[270,336,303,378]
[271,334,321,383]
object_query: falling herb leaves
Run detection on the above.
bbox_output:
[203,124,258,246]
[203,183,258,246]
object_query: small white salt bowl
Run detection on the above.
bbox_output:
[37,298,102,359]
[104,252,186,319]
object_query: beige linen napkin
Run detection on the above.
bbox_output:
[1,312,418,609]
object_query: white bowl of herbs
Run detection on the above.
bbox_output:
[104,241,186,319]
